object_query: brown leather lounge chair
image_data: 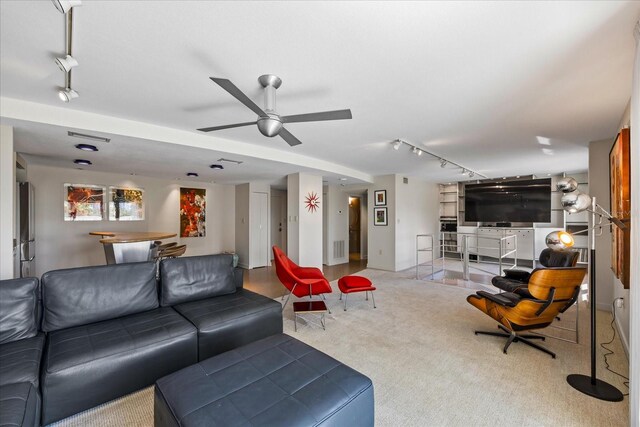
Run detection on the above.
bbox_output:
[467,267,586,358]
[492,248,580,297]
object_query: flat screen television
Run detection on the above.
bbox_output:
[464,178,551,223]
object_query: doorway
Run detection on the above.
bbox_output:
[270,189,287,259]
[349,197,361,261]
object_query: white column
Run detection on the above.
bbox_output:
[0,125,15,279]
[628,19,639,427]
[287,173,322,268]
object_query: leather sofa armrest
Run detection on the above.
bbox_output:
[476,290,521,307]
[233,268,244,289]
[503,269,531,282]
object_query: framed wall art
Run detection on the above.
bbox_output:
[64,184,106,221]
[374,207,388,226]
[180,187,206,237]
[609,128,630,288]
[109,187,144,221]
[374,190,386,206]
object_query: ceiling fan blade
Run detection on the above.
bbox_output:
[279,127,303,146]
[197,121,256,132]
[281,109,352,124]
[209,77,267,117]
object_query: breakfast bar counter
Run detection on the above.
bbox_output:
[90,231,177,264]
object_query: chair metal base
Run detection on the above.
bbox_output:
[339,290,376,311]
[474,324,556,358]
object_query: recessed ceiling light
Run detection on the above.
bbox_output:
[74,159,92,166]
[186,172,199,177]
[68,131,111,143]
[51,0,82,13]
[209,164,224,170]
[75,143,98,152]
[58,88,79,102]
[55,55,78,72]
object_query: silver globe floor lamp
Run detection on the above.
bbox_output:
[546,177,625,402]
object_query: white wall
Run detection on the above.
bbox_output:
[395,176,440,271]
[613,102,632,354]
[324,184,349,266]
[287,175,300,262]
[0,125,15,279]
[367,175,396,271]
[235,183,250,269]
[360,193,368,259]
[589,139,617,312]
[628,22,639,426]
[27,164,235,276]
[287,173,322,268]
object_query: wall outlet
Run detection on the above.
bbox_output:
[615,298,624,309]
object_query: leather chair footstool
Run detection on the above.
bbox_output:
[337,275,377,311]
[155,333,374,427]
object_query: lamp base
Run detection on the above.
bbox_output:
[567,374,624,402]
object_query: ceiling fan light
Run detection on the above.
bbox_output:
[51,0,82,13]
[58,88,79,102]
[55,55,78,72]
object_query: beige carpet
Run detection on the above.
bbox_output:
[50,269,629,426]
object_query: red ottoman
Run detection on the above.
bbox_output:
[337,275,377,311]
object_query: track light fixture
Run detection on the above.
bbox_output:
[55,55,78,72]
[51,0,82,14]
[58,88,79,102]
[390,138,487,178]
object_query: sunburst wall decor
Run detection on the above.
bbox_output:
[304,191,320,213]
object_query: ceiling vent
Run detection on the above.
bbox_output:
[68,131,110,143]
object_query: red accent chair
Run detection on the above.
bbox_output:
[337,276,377,311]
[272,246,332,311]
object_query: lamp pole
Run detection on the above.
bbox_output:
[566,196,623,401]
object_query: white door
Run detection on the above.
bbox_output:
[251,192,269,268]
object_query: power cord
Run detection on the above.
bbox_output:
[599,298,629,396]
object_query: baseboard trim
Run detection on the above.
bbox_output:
[614,311,630,357]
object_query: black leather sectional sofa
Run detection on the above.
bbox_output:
[0,254,283,426]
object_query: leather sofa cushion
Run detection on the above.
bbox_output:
[0,382,40,427]
[41,262,158,332]
[174,289,283,360]
[155,334,374,427]
[0,333,44,388]
[0,278,40,345]
[160,254,236,306]
[41,307,197,425]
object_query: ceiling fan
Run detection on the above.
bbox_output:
[197,74,352,146]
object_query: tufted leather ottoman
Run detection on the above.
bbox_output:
[154,333,374,426]
[337,275,377,311]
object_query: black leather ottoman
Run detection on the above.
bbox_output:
[155,333,374,426]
